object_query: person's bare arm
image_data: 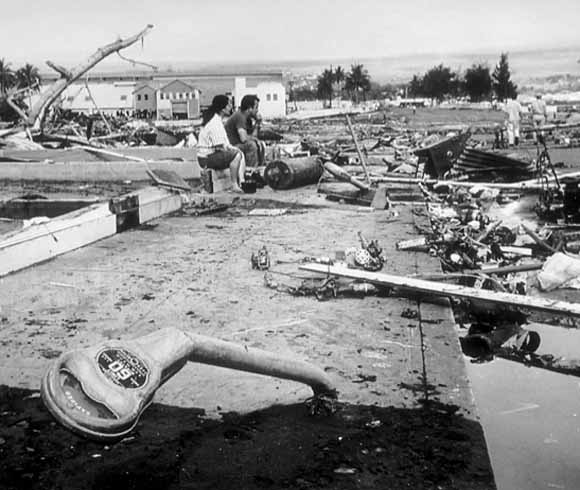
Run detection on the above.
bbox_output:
[237,127,250,143]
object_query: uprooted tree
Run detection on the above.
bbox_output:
[3,24,154,133]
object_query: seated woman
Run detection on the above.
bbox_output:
[197,95,246,192]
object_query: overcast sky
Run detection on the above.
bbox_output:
[2,0,579,66]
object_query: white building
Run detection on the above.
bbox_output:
[60,81,136,114]
[39,70,286,119]
[234,78,286,118]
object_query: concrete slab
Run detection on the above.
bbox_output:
[0,194,495,489]
[0,160,200,181]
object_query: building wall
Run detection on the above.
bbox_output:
[234,79,286,118]
[171,99,200,119]
[185,79,234,107]
[47,71,284,118]
[159,80,198,101]
[152,73,284,109]
[60,82,135,114]
[134,86,157,112]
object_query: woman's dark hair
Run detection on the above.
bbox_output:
[201,95,230,126]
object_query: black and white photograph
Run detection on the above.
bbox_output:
[1,1,580,488]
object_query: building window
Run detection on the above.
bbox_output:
[84,96,91,102]
[120,95,127,101]
[273,93,278,101]
[66,96,74,102]
[179,93,183,99]
[137,94,142,101]
[160,93,164,100]
[266,94,271,101]
[144,94,149,101]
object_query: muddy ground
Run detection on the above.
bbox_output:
[0,187,495,490]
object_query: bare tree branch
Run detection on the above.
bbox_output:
[27,24,154,131]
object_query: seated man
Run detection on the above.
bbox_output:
[225,94,266,167]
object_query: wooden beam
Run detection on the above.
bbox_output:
[299,262,580,319]
[323,161,370,191]
[372,171,580,190]
[345,114,371,185]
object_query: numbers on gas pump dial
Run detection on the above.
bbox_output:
[108,360,133,381]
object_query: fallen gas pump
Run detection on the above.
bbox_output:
[41,327,336,441]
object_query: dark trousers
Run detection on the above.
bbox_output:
[197,148,238,170]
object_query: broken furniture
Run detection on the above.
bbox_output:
[42,327,335,441]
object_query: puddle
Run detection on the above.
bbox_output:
[466,322,580,489]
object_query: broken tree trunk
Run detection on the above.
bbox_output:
[27,24,154,131]
[299,262,580,319]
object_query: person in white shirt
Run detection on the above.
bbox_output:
[197,95,246,192]
[504,98,523,146]
[529,94,547,143]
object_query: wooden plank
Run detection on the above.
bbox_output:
[345,114,371,184]
[323,161,370,191]
[299,263,580,318]
[373,171,580,190]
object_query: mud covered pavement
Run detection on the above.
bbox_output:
[0,190,495,489]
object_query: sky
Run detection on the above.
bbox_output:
[1,0,579,67]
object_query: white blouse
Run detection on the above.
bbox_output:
[197,114,229,157]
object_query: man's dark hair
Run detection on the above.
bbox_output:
[240,94,260,111]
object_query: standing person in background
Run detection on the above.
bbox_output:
[225,94,266,167]
[529,94,547,143]
[196,95,246,193]
[504,98,523,146]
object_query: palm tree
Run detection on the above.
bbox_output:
[16,63,40,91]
[333,66,345,99]
[0,58,15,95]
[317,67,334,108]
[345,64,371,103]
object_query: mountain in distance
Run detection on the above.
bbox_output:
[43,46,580,87]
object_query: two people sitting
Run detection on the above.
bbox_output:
[196,93,266,192]
[196,95,246,193]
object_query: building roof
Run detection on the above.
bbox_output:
[159,79,198,92]
[40,69,284,83]
[133,84,157,94]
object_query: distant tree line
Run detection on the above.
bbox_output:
[408,52,517,103]
[313,64,373,107]
[0,58,41,121]
[289,53,517,107]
